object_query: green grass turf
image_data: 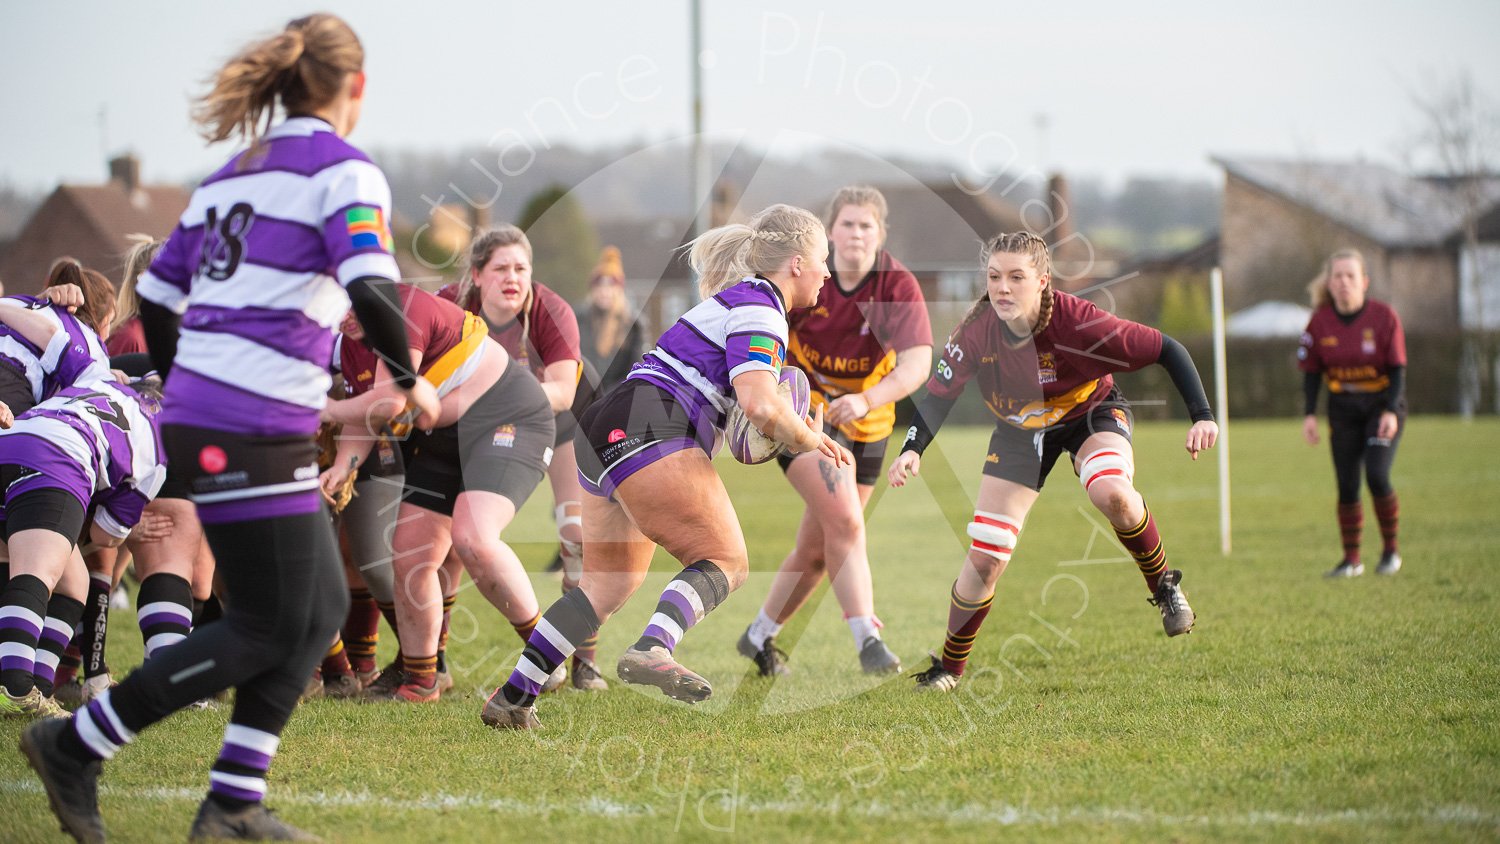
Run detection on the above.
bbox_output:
[3,417,1498,842]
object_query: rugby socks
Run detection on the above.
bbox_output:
[402,654,438,690]
[436,595,456,673]
[82,571,113,679]
[208,723,280,809]
[941,583,993,676]
[55,642,82,688]
[847,615,882,648]
[501,588,599,707]
[137,573,193,660]
[0,574,49,696]
[746,608,783,650]
[512,611,540,643]
[63,689,134,761]
[320,636,352,679]
[634,560,731,654]
[1373,493,1399,554]
[342,588,381,675]
[1337,502,1363,564]
[34,594,84,696]
[376,599,401,643]
[561,581,598,664]
[1115,506,1168,592]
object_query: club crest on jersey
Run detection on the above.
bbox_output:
[1037,351,1057,384]
[345,206,392,253]
[1109,407,1131,435]
[1361,329,1376,355]
[492,425,516,448]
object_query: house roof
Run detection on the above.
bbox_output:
[55,184,190,260]
[1212,156,1500,249]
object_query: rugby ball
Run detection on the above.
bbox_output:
[725,367,812,465]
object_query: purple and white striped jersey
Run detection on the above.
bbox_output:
[0,297,111,404]
[627,278,789,432]
[0,380,166,538]
[135,116,400,437]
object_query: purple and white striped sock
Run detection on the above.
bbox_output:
[0,574,48,697]
[209,724,280,806]
[72,689,135,760]
[137,573,193,660]
[634,561,730,655]
[34,595,84,695]
[500,588,599,708]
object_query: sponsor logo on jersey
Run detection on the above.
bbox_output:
[1037,351,1057,384]
[294,464,319,481]
[199,445,228,474]
[492,424,516,448]
[986,452,999,464]
[1320,336,1338,347]
[1109,407,1131,435]
[608,428,627,443]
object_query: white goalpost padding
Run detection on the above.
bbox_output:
[1210,268,1231,556]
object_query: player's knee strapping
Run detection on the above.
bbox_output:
[555,501,584,576]
[967,511,1020,562]
[1078,448,1133,492]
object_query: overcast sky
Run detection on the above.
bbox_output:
[2,0,1496,193]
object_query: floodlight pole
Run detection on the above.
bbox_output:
[689,0,710,239]
[1210,267,1231,556]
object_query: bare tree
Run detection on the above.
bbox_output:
[1406,69,1500,415]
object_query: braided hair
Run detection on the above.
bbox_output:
[961,231,1055,337]
[686,204,825,299]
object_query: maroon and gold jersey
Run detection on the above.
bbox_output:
[439,281,581,380]
[788,250,931,442]
[341,284,471,397]
[1297,300,1406,394]
[926,291,1163,430]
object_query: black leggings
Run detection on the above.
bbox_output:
[1328,396,1402,503]
[107,510,348,737]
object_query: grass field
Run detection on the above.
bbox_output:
[4,417,1499,842]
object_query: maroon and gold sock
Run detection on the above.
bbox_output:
[435,595,456,673]
[403,654,438,689]
[321,637,353,679]
[342,589,380,675]
[56,642,82,688]
[1338,502,1363,563]
[1372,493,1399,554]
[941,584,993,676]
[573,634,599,664]
[376,599,400,640]
[1114,506,1168,592]
[512,611,541,644]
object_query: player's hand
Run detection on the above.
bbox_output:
[1302,414,1320,446]
[319,462,354,505]
[403,377,440,431]
[42,283,84,312]
[1376,411,1399,441]
[826,393,870,426]
[0,400,11,429]
[785,402,825,455]
[888,450,921,488]
[110,369,130,384]
[129,509,175,544]
[816,433,852,467]
[1185,420,1218,460]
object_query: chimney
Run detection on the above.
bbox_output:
[109,154,141,195]
[710,178,741,228]
[1046,172,1075,248]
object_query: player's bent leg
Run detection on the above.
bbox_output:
[387,503,452,702]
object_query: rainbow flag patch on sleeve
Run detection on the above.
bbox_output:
[748,335,784,370]
[346,206,392,252]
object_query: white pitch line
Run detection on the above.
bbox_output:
[2,780,1495,829]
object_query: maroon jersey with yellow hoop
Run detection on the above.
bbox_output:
[788,250,931,442]
[438,281,581,379]
[1297,300,1406,394]
[341,283,483,398]
[926,291,1162,430]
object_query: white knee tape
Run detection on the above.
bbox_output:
[555,502,583,557]
[1079,449,1133,491]
[967,511,1020,561]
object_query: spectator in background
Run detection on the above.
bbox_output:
[579,246,644,392]
[1298,249,1407,578]
[106,235,163,357]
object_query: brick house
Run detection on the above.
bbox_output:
[0,155,189,295]
[1212,156,1500,333]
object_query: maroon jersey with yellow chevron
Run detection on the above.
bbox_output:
[1297,300,1406,394]
[927,291,1162,430]
[788,250,931,442]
